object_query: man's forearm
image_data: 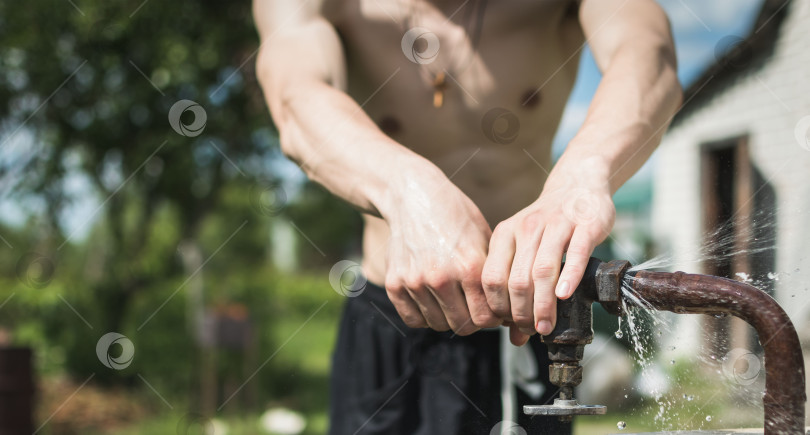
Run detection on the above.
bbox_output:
[259,70,446,219]
[257,53,500,335]
[554,41,682,193]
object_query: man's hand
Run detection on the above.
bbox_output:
[383,165,502,336]
[481,157,615,345]
[480,0,680,346]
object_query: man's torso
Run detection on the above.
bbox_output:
[323,0,585,283]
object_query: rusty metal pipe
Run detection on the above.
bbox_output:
[627,270,806,434]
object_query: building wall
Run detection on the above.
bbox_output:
[652,1,810,336]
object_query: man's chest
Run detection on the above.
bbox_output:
[327,0,583,111]
[323,0,585,164]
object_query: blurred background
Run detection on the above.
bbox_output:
[1,0,809,433]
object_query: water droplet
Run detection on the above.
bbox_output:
[670,359,675,365]
[615,329,624,339]
[710,355,716,360]
[687,395,694,401]
[624,394,628,398]
[617,421,626,430]
[705,415,712,422]
[735,272,752,282]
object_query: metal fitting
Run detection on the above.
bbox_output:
[549,362,582,387]
[595,259,631,315]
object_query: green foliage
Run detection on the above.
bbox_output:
[0,0,277,344]
[0,0,362,429]
[285,183,364,268]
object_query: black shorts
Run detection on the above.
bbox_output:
[328,281,571,435]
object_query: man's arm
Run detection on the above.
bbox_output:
[254,0,500,334]
[482,0,682,344]
[254,0,403,217]
[567,0,682,190]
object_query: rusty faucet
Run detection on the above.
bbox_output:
[523,257,806,434]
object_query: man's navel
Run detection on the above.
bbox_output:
[520,88,541,110]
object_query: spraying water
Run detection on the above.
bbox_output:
[629,208,779,274]
[608,209,790,430]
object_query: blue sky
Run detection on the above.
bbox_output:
[552,0,764,162]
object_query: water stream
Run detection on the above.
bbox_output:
[604,209,799,431]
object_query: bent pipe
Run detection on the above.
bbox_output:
[627,270,806,434]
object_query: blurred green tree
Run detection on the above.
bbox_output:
[0,1,363,418]
[0,0,281,384]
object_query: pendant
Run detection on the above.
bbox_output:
[433,71,447,108]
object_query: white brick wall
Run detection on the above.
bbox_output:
[653,0,810,340]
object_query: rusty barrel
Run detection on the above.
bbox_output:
[0,347,34,434]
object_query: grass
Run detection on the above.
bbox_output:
[572,354,765,434]
[266,313,336,435]
[575,416,658,435]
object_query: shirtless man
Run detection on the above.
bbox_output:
[254,0,681,433]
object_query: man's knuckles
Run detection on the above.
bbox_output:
[424,270,452,290]
[507,274,532,292]
[471,310,501,328]
[518,212,544,236]
[481,268,508,293]
[531,262,558,281]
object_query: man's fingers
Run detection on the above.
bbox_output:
[532,223,573,335]
[427,280,479,336]
[481,223,516,320]
[557,230,594,299]
[461,273,502,329]
[406,285,451,331]
[385,282,428,328]
[509,323,531,346]
[508,222,544,333]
